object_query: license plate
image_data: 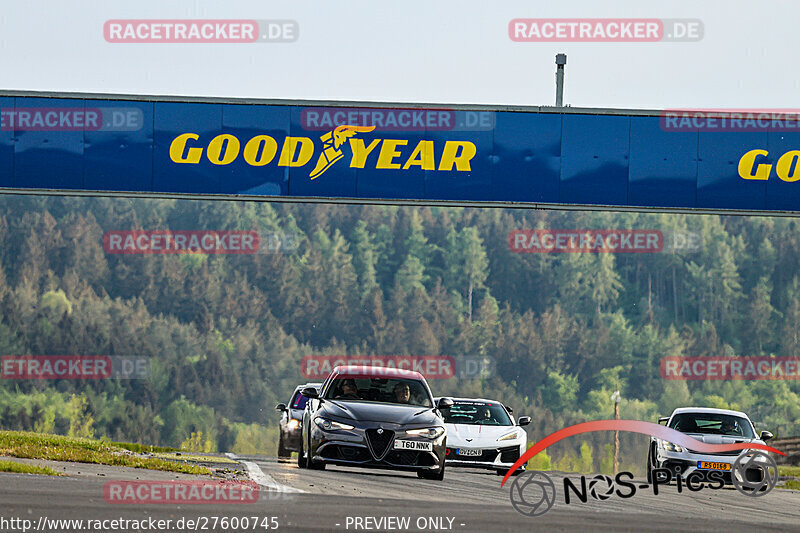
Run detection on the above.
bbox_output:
[697,461,731,471]
[456,448,482,457]
[394,439,433,451]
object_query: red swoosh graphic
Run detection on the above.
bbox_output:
[501,419,784,487]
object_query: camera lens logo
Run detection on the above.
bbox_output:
[509,471,556,516]
[732,451,778,497]
[587,474,615,500]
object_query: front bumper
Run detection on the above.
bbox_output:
[310,423,445,472]
[281,421,303,452]
[444,443,525,470]
[655,449,768,483]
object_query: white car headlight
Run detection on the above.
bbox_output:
[662,441,684,453]
[406,427,444,439]
[314,417,354,431]
[287,419,300,430]
[498,430,522,442]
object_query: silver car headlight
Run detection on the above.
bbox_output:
[314,417,355,431]
[498,430,522,442]
[287,419,300,430]
[662,440,684,453]
[406,427,444,439]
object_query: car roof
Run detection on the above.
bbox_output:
[293,382,322,391]
[332,364,425,380]
[670,407,750,419]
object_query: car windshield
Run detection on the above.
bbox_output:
[443,402,513,426]
[324,377,432,407]
[669,413,755,438]
[291,391,309,410]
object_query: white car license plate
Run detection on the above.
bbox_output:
[456,448,482,457]
[394,439,433,451]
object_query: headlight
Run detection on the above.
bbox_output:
[314,417,354,431]
[287,419,300,430]
[662,441,684,453]
[406,427,444,439]
[498,430,522,442]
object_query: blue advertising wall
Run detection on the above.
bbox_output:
[1,93,799,212]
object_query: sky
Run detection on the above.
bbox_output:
[0,1,795,110]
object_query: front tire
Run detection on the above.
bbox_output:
[646,445,656,484]
[278,436,290,458]
[297,430,308,469]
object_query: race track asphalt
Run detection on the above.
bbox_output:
[1,454,799,532]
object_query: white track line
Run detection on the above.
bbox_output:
[241,459,305,493]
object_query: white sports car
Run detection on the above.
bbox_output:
[647,407,774,484]
[437,398,530,475]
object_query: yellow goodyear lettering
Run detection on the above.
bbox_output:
[349,139,381,169]
[243,135,279,166]
[170,133,203,164]
[376,140,408,169]
[439,141,477,171]
[739,149,800,182]
[403,140,436,170]
[206,134,240,165]
[776,150,800,182]
[278,137,314,167]
[167,127,478,179]
[738,149,771,180]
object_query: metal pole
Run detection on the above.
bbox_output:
[614,401,620,475]
[611,390,620,475]
[555,54,567,107]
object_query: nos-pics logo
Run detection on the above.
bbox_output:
[504,420,782,516]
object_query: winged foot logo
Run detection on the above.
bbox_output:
[169,124,477,180]
[309,125,375,179]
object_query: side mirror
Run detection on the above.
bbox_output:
[658,416,669,425]
[517,416,531,426]
[436,397,454,410]
[275,403,287,412]
[760,430,774,441]
[300,387,319,399]
[506,406,514,414]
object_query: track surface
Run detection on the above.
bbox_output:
[1,455,799,532]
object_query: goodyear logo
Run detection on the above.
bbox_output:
[738,149,800,182]
[169,125,477,179]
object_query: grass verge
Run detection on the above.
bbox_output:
[0,431,211,475]
[0,459,60,476]
[152,452,238,464]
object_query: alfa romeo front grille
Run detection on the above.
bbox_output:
[366,429,394,459]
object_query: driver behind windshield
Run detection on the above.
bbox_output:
[393,382,411,404]
[334,378,360,399]
[720,417,738,435]
[477,407,495,424]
